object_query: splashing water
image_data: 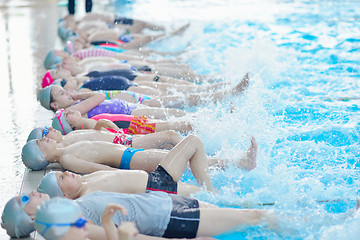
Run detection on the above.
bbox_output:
[120,0,360,239]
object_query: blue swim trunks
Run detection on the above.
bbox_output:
[120,147,144,169]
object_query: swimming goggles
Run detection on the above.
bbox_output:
[55,109,66,135]
[35,217,88,235]
[20,194,30,209]
[42,127,49,137]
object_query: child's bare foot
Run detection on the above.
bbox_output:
[237,137,257,171]
[231,72,250,95]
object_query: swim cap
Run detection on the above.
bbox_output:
[27,127,50,142]
[21,140,49,170]
[52,109,73,135]
[37,172,64,198]
[35,198,82,240]
[44,50,61,69]
[1,196,35,238]
[52,79,63,87]
[42,71,54,88]
[38,86,53,111]
[58,21,70,41]
[64,39,75,55]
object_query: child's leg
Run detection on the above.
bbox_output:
[208,137,257,171]
[154,120,193,133]
[131,107,187,119]
[130,149,168,172]
[177,182,202,197]
[132,130,182,150]
[159,135,214,191]
[197,208,277,237]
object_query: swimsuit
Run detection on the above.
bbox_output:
[86,99,138,118]
[97,90,151,103]
[85,69,138,80]
[119,147,143,169]
[90,114,156,135]
[114,17,134,25]
[146,165,178,194]
[93,45,125,53]
[133,65,152,72]
[118,33,133,43]
[78,191,200,238]
[72,48,117,60]
[113,134,133,146]
[125,91,152,103]
[163,194,200,239]
[81,76,136,91]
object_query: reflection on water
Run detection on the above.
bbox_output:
[0,1,59,238]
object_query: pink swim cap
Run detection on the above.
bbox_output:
[42,71,54,88]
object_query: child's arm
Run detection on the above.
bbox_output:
[68,92,106,115]
[60,154,116,174]
[102,204,139,240]
[94,119,121,132]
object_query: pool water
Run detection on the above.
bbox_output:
[118,0,360,239]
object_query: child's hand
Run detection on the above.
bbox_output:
[117,222,139,240]
[102,203,128,224]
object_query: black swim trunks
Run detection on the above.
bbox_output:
[163,194,200,239]
[114,17,134,25]
[146,165,178,194]
[134,65,152,72]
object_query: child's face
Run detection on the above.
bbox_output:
[45,127,63,143]
[37,137,57,159]
[51,85,75,109]
[17,190,50,218]
[56,171,82,199]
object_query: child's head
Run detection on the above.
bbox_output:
[39,85,75,112]
[27,127,63,143]
[49,69,72,80]
[44,50,61,69]
[38,171,82,199]
[35,198,86,240]
[21,138,57,170]
[1,191,50,238]
[37,172,64,198]
[52,109,79,135]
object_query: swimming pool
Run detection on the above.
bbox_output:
[118,0,360,239]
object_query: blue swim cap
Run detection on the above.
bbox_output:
[58,21,69,40]
[35,198,82,240]
[38,86,53,111]
[27,127,43,142]
[21,140,49,170]
[63,46,71,54]
[1,196,35,238]
[52,110,73,135]
[44,50,61,69]
[37,172,64,198]
[52,79,63,86]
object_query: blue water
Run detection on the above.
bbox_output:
[118,0,360,239]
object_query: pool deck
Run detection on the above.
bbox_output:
[0,0,113,239]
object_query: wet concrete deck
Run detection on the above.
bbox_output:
[0,0,113,238]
